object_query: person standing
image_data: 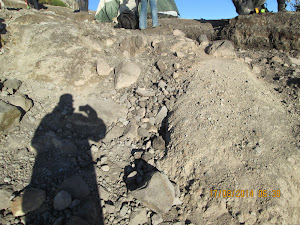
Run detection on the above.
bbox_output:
[78,0,88,12]
[139,0,160,30]
[277,0,287,11]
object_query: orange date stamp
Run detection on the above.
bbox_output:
[210,190,281,198]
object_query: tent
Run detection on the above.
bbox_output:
[95,0,179,22]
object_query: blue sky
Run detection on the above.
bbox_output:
[89,0,288,20]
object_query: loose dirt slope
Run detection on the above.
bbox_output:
[0,4,299,225]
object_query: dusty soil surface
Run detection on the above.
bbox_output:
[0,4,299,225]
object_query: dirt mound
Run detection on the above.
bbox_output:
[221,12,300,52]
[159,58,300,224]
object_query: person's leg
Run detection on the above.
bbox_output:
[139,0,148,30]
[33,0,39,9]
[149,0,160,27]
[277,0,286,12]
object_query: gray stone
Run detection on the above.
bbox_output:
[175,51,185,58]
[152,136,165,151]
[92,99,128,126]
[131,171,175,215]
[206,40,236,58]
[135,87,156,97]
[54,190,72,211]
[120,204,129,217]
[156,61,167,73]
[155,106,168,124]
[105,203,116,214]
[10,188,46,217]
[197,34,210,47]
[138,127,150,138]
[0,101,22,131]
[69,199,81,209]
[3,78,22,90]
[151,213,163,225]
[115,61,141,89]
[101,164,110,172]
[97,58,112,76]
[158,80,167,90]
[57,176,90,199]
[129,209,148,225]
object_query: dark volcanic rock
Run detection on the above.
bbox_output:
[221,12,300,51]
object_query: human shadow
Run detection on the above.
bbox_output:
[0,18,7,49]
[25,94,106,225]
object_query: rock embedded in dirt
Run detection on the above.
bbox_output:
[131,171,176,215]
[156,60,167,73]
[155,106,168,124]
[114,60,141,89]
[6,93,33,112]
[197,34,210,47]
[96,58,112,76]
[152,136,165,151]
[206,40,236,57]
[0,101,22,131]
[54,190,72,211]
[135,87,156,97]
[129,209,148,225]
[0,186,13,210]
[3,78,22,91]
[10,188,46,217]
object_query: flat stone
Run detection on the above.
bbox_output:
[135,87,156,97]
[54,190,72,211]
[11,188,46,217]
[155,106,168,124]
[129,209,148,225]
[0,101,22,131]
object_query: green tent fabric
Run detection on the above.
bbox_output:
[95,0,179,22]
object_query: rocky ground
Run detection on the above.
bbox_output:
[0,3,299,225]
